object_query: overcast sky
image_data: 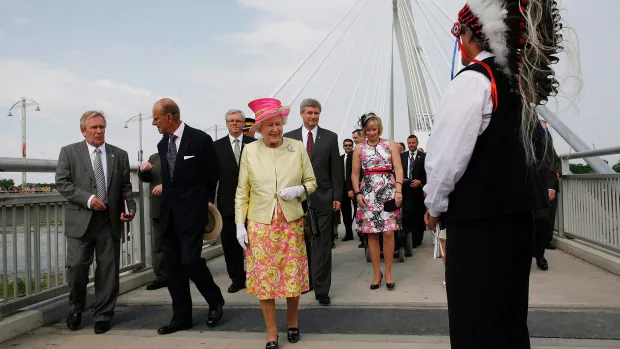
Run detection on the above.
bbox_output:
[0,0,617,183]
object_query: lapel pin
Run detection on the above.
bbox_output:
[111,154,115,158]
[287,145,294,152]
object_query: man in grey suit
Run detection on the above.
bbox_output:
[138,153,166,290]
[55,110,136,334]
[284,98,342,306]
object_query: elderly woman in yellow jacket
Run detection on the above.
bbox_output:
[235,98,317,349]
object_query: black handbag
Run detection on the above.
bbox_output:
[303,185,320,238]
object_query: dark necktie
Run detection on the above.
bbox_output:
[307,131,314,156]
[94,149,107,203]
[167,135,178,181]
[409,153,415,179]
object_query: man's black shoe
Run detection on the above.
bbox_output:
[206,303,224,327]
[157,320,192,335]
[146,279,166,291]
[228,283,246,293]
[94,321,111,334]
[316,294,331,306]
[66,312,82,331]
[536,256,549,271]
[546,243,557,250]
[342,236,354,241]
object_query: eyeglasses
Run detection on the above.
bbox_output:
[227,120,244,124]
[344,144,353,147]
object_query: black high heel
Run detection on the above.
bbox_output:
[266,335,279,349]
[386,281,395,290]
[370,272,383,290]
[287,327,300,343]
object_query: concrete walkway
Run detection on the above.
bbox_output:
[120,234,620,309]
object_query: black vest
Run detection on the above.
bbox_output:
[445,58,535,223]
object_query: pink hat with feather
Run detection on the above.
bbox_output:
[247,98,290,132]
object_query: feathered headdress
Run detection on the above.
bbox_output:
[452,0,565,163]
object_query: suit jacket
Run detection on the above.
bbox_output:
[55,141,136,239]
[284,126,343,213]
[138,153,162,219]
[545,132,561,192]
[235,138,317,224]
[401,150,427,212]
[214,134,256,217]
[341,153,353,195]
[158,124,219,233]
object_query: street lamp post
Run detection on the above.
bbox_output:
[8,97,41,191]
[124,113,149,165]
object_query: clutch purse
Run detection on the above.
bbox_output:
[303,185,320,238]
[383,199,401,212]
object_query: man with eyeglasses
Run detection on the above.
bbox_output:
[214,109,256,293]
[340,139,355,241]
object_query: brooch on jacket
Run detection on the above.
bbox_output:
[287,145,294,152]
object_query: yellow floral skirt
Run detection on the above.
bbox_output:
[246,202,309,300]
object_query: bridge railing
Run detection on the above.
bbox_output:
[557,147,620,255]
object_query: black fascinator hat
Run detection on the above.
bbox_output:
[357,112,376,130]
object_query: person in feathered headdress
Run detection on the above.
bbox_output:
[422,0,571,347]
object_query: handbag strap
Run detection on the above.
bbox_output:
[302,184,313,209]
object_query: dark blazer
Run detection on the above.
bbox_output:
[284,126,343,213]
[55,141,136,239]
[545,132,561,192]
[401,150,426,212]
[138,153,162,219]
[341,153,352,195]
[214,134,256,217]
[158,124,219,233]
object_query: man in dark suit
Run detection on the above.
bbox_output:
[138,153,166,290]
[55,110,136,334]
[401,135,426,248]
[284,98,342,306]
[214,109,256,293]
[340,138,355,241]
[542,120,561,250]
[151,98,225,335]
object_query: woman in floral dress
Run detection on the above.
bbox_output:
[235,98,317,349]
[351,113,404,290]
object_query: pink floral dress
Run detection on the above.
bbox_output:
[355,140,401,233]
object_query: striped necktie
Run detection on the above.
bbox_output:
[167,135,178,181]
[93,149,107,203]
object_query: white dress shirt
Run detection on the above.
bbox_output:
[406,150,418,179]
[171,122,185,150]
[86,142,108,209]
[302,126,318,149]
[423,51,495,217]
[228,133,244,151]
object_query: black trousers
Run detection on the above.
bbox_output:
[151,218,165,281]
[341,192,354,239]
[221,216,246,286]
[163,214,224,325]
[305,210,333,296]
[445,213,533,349]
[533,208,550,258]
[548,197,558,244]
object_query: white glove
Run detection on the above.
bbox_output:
[236,223,248,250]
[279,185,304,201]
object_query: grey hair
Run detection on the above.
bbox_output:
[224,109,245,122]
[256,115,288,135]
[80,110,106,130]
[300,98,322,113]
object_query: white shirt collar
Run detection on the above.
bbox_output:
[302,125,317,138]
[469,51,495,65]
[228,133,243,145]
[86,141,106,155]
[172,122,185,140]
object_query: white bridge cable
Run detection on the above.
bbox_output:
[270,0,365,98]
[371,34,390,112]
[401,0,434,129]
[338,29,378,140]
[289,0,370,105]
[377,40,391,117]
[361,34,385,113]
[424,0,455,25]
[419,57,441,110]
[323,13,371,108]
[414,0,455,41]
[397,2,426,131]
[407,0,451,68]
[397,3,421,130]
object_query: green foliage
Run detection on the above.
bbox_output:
[613,161,620,173]
[0,178,15,188]
[569,163,595,174]
[0,273,64,300]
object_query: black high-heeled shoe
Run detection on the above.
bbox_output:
[266,335,279,349]
[370,272,383,290]
[287,327,300,343]
[386,281,395,290]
